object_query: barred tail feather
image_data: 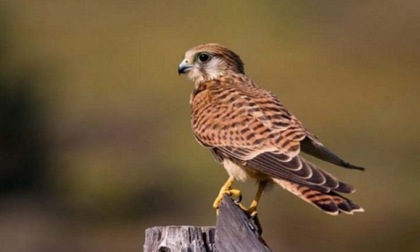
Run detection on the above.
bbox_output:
[274,179,364,215]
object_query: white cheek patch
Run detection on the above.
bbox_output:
[204,58,225,80]
[187,58,226,83]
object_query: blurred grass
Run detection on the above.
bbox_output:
[0,0,419,251]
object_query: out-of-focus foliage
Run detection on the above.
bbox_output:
[0,1,419,251]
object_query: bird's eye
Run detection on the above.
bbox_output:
[198,53,211,63]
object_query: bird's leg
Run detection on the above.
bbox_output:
[240,180,268,217]
[213,176,242,212]
[239,180,267,235]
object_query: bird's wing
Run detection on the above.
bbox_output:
[192,80,355,192]
[300,136,365,170]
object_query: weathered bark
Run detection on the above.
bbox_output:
[144,226,216,252]
[215,195,271,252]
[144,196,271,252]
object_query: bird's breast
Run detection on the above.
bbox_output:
[222,158,270,182]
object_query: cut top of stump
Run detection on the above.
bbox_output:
[144,196,271,252]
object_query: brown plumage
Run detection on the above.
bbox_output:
[178,43,364,215]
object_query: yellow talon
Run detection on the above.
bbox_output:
[213,188,242,207]
[212,178,268,234]
[242,181,268,234]
[213,177,268,217]
[239,180,268,218]
[213,176,243,211]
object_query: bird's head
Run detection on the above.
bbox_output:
[178,43,244,84]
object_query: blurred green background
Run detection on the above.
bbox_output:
[0,1,419,251]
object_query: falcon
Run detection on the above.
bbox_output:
[178,43,364,218]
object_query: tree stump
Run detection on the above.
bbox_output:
[144,195,271,252]
[144,226,216,252]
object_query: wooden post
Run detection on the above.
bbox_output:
[144,226,216,252]
[144,196,271,252]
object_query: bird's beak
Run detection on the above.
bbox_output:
[178,60,193,75]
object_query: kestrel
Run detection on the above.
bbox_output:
[178,43,364,218]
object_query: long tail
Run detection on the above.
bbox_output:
[274,179,364,215]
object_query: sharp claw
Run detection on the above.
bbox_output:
[250,212,263,235]
[213,188,242,210]
[250,210,258,218]
[234,194,242,204]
